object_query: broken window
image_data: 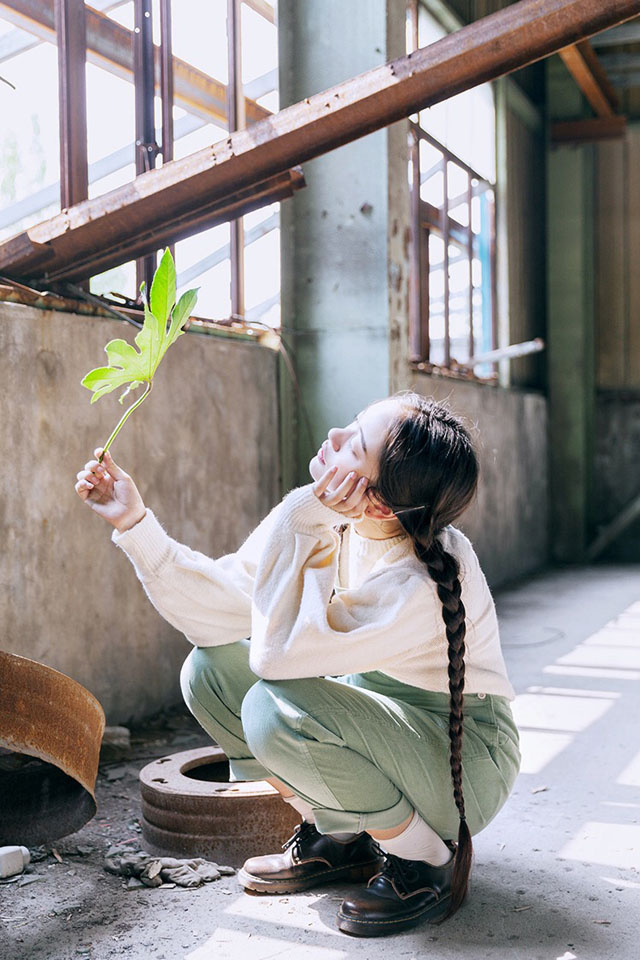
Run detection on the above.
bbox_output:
[407,1,497,380]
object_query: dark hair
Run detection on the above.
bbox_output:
[367,390,479,919]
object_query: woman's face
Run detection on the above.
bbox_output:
[308,398,402,495]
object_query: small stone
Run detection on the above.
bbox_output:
[100,727,131,762]
[106,766,127,782]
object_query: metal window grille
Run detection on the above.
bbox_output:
[0,0,279,319]
[409,122,497,378]
[407,0,497,380]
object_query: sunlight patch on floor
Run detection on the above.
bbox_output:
[511,687,617,774]
[515,729,573,775]
[186,928,348,960]
[558,822,640,870]
[617,749,640,788]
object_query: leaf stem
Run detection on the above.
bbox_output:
[98,380,153,463]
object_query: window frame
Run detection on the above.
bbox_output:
[407,0,498,383]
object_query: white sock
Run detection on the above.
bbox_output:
[281,796,357,841]
[376,809,452,866]
[281,794,315,823]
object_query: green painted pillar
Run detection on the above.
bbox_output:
[277,0,410,492]
[546,59,595,561]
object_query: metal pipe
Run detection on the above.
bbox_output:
[159,0,174,263]
[55,0,88,210]
[467,336,545,366]
[134,0,158,294]
[227,0,245,319]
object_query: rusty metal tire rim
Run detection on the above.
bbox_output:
[139,745,299,867]
[0,651,105,845]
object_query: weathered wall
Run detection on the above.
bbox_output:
[0,302,280,724]
[595,124,640,391]
[412,375,549,587]
[591,124,640,559]
[594,392,640,561]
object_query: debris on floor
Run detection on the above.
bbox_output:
[0,845,30,879]
[104,847,235,889]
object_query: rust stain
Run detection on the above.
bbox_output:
[139,746,299,867]
[0,651,105,845]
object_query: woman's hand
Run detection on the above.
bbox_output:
[75,448,147,533]
[312,465,369,519]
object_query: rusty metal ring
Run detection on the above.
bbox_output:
[0,651,105,845]
[139,746,299,867]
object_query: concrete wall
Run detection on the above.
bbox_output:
[594,392,640,561]
[0,301,280,724]
[412,375,548,588]
[591,126,640,560]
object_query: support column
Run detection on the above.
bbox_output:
[546,58,595,561]
[278,0,410,492]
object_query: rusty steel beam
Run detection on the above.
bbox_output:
[551,115,627,142]
[0,0,270,127]
[559,40,620,116]
[55,0,88,210]
[2,0,640,282]
[7,168,305,282]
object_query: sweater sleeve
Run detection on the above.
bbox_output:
[249,483,438,679]
[110,498,287,647]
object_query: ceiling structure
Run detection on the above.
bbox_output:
[1,0,640,284]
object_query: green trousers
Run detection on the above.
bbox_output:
[180,639,520,840]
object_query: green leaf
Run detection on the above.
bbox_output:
[135,301,164,379]
[104,338,148,381]
[150,248,176,331]
[81,251,199,455]
[81,366,141,404]
[160,287,199,361]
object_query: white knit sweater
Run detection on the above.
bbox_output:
[112,482,515,700]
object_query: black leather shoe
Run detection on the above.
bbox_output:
[337,846,456,936]
[238,821,385,895]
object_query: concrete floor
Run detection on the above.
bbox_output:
[1,562,638,960]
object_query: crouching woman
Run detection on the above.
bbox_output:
[75,390,520,937]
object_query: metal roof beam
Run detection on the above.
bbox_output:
[558,40,619,116]
[2,0,640,281]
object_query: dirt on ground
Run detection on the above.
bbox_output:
[0,706,240,960]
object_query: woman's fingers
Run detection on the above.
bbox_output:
[314,467,367,506]
[95,447,128,481]
[313,465,338,494]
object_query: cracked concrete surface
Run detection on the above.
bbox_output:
[1,562,638,960]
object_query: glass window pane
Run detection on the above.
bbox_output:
[172,0,228,86]
[176,222,232,319]
[447,161,467,202]
[421,170,443,207]
[242,4,277,87]
[0,18,60,242]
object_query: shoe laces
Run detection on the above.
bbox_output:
[376,853,422,893]
[281,820,317,855]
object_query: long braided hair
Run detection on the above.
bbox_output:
[366,390,479,918]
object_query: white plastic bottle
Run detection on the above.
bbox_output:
[0,845,30,878]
